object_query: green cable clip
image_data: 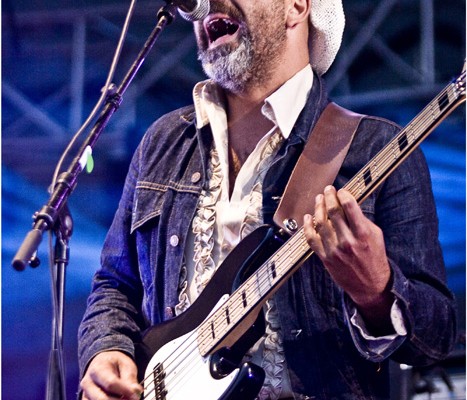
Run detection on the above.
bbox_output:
[79,145,94,174]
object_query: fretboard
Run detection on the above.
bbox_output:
[346,76,465,204]
[196,69,466,357]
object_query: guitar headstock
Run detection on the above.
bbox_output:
[455,60,466,99]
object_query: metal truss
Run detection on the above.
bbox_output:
[2,0,465,182]
[328,0,456,107]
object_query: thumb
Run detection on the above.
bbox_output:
[117,355,143,398]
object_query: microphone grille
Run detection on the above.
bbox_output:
[178,0,210,21]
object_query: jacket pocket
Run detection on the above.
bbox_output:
[130,183,170,324]
[131,181,169,233]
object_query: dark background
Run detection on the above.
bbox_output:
[2,0,466,399]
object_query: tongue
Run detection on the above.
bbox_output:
[208,19,239,42]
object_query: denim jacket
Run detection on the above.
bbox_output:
[78,75,457,399]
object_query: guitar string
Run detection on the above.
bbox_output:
[138,231,303,397]
[138,206,310,398]
[344,82,462,199]
[139,325,209,399]
[191,80,467,359]
[139,239,308,398]
[138,201,311,397]
[141,228,309,399]
[143,85,464,400]
[140,79,463,398]
[141,81,462,398]
[180,77,464,362]
[141,81,461,398]
[141,210,324,398]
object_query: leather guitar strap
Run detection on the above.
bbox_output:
[273,102,364,233]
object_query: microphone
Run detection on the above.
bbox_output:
[166,0,210,21]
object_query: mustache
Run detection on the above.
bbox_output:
[206,1,243,21]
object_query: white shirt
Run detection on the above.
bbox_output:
[186,66,314,301]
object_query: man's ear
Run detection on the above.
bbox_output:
[286,0,311,28]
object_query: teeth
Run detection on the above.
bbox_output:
[206,18,239,43]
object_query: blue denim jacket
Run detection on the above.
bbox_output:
[78,75,457,399]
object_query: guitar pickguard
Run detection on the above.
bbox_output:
[142,296,265,400]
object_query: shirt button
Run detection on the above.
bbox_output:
[221,243,232,252]
[191,172,201,183]
[165,307,174,319]
[169,235,179,247]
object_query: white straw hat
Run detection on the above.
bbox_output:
[309,0,345,75]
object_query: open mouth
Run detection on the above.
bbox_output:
[204,16,240,46]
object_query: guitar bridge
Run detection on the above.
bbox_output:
[150,362,167,400]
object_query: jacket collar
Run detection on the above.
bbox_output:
[287,71,329,144]
[182,71,329,146]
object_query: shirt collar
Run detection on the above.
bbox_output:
[262,65,313,139]
[193,79,224,129]
[192,64,314,139]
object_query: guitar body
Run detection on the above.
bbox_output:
[135,225,284,400]
[140,307,264,400]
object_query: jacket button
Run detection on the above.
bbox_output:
[169,235,179,247]
[165,307,174,318]
[191,172,201,183]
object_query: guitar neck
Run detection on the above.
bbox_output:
[347,77,466,204]
[197,228,312,356]
[196,71,466,357]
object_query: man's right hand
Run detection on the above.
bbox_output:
[80,351,143,400]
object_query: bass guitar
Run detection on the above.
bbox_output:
[135,64,466,400]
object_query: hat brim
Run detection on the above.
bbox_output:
[309,0,345,75]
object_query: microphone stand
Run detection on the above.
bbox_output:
[46,203,73,400]
[11,4,177,400]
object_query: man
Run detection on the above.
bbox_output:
[78,0,457,399]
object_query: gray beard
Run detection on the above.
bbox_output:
[198,39,255,93]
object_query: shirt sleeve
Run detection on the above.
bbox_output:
[336,117,457,365]
[343,295,407,361]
